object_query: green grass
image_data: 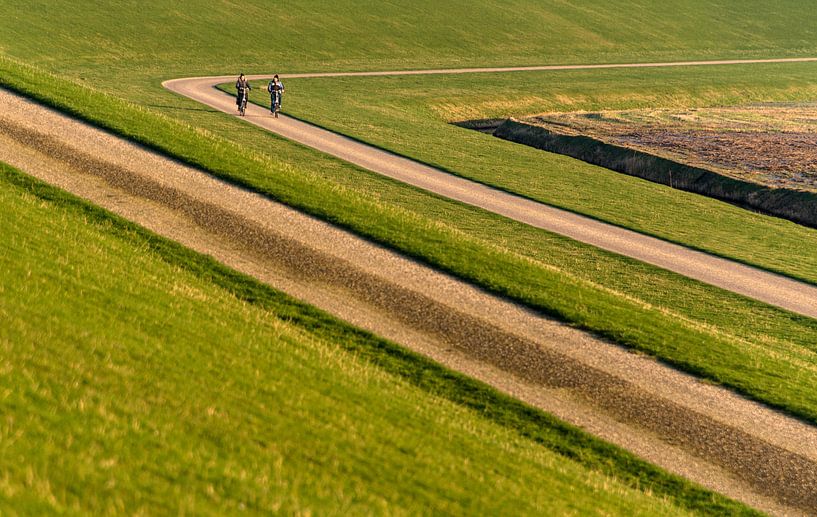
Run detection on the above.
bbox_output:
[0,162,755,515]
[4,2,817,510]
[267,62,817,285]
[4,57,817,431]
[4,0,817,86]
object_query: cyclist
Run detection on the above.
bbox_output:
[235,73,252,115]
[267,74,285,118]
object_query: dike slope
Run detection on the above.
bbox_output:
[3,87,817,515]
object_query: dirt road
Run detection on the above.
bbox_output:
[4,85,817,515]
[164,58,817,319]
[225,56,817,79]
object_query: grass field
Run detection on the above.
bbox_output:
[4,0,817,84]
[3,0,817,512]
[0,162,754,515]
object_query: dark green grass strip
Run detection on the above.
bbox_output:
[0,161,756,516]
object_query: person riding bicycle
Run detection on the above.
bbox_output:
[267,74,285,117]
[235,73,251,113]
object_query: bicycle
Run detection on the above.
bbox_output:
[238,87,249,116]
[271,90,282,118]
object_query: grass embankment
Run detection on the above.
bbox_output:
[4,0,817,85]
[5,58,817,428]
[0,162,753,515]
[271,62,817,285]
[0,2,815,511]
[6,2,817,285]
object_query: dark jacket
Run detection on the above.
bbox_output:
[235,77,251,105]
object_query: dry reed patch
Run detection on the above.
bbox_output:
[526,103,817,192]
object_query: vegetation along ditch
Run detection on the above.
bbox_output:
[460,118,817,229]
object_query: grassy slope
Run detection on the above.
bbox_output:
[1,1,816,510]
[3,58,817,430]
[0,162,751,515]
[4,0,817,81]
[4,1,817,284]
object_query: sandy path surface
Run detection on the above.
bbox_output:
[249,56,817,78]
[164,58,817,320]
[3,87,817,515]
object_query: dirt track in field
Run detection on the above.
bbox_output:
[4,85,817,515]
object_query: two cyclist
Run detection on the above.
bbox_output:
[235,73,285,118]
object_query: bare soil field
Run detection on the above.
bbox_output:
[526,103,817,192]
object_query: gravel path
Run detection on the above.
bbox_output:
[3,86,817,515]
[235,56,817,79]
[164,58,817,319]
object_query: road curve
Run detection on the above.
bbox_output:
[163,58,817,319]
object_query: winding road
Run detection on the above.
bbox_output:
[164,57,817,319]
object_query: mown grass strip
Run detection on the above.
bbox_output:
[0,161,755,515]
[3,56,817,428]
